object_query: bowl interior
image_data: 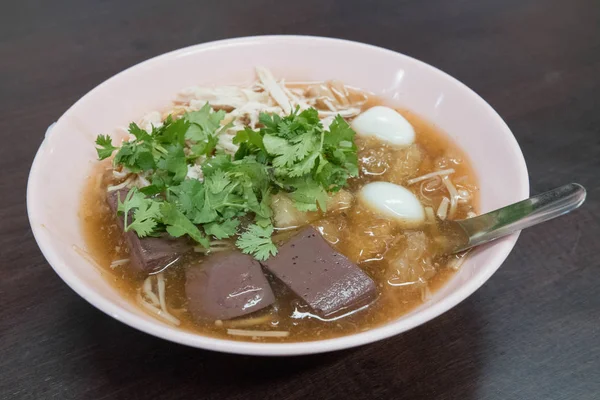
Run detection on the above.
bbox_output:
[27,36,528,355]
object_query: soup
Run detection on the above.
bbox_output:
[81,67,478,342]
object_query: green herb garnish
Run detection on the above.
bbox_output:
[96,104,358,260]
[236,223,278,261]
[116,188,161,237]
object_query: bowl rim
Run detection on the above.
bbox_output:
[27,34,529,356]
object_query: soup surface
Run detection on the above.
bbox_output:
[81,69,478,342]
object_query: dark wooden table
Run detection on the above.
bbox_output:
[2,0,599,399]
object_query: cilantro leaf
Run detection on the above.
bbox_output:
[201,152,233,176]
[130,202,161,236]
[116,188,161,237]
[236,223,277,261]
[263,134,318,169]
[139,185,162,196]
[132,150,156,171]
[285,177,329,212]
[160,202,210,248]
[128,122,152,141]
[184,103,231,160]
[156,144,187,183]
[185,103,226,141]
[233,127,265,150]
[113,138,155,173]
[188,135,219,160]
[155,116,190,146]
[233,128,269,162]
[205,169,231,194]
[167,179,202,213]
[324,115,356,146]
[204,219,240,239]
[194,204,220,224]
[286,151,320,177]
[95,135,117,160]
[258,112,281,133]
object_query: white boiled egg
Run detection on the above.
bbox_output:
[359,182,425,227]
[351,106,415,146]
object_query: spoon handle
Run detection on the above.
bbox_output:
[455,183,586,251]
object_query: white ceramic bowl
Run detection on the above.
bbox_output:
[27,36,528,356]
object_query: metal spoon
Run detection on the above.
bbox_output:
[438,183,587,254]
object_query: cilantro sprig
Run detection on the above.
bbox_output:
[236,224,278,260]
[234,107,358,211]
[116,188,161,237]
[96,104,358,261]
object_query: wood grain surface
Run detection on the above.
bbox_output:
[1,0,599,399]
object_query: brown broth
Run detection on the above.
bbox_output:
[80,97,479,343]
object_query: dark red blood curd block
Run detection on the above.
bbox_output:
[261,226,376,317]
[185,251,275,320]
